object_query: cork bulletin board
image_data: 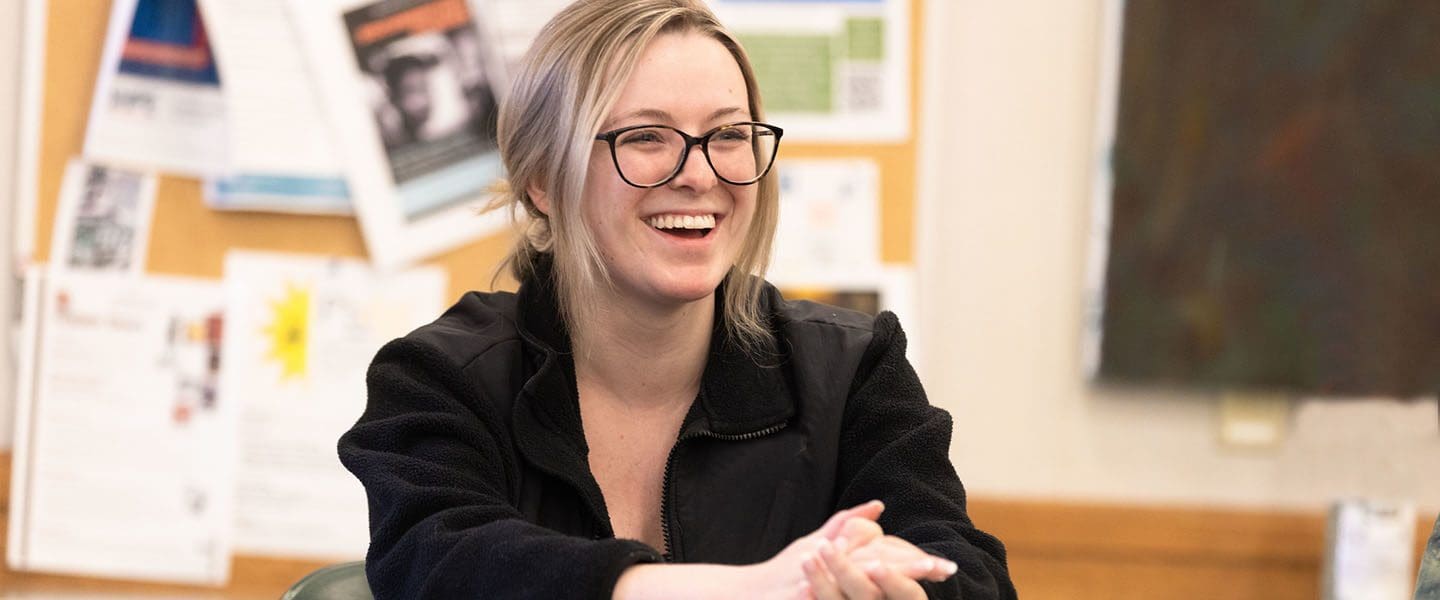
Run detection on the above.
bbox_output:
[30,0,924,297]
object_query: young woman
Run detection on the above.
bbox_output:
[339,1,1015,598]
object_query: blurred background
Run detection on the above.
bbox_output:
[0,0,1436,598]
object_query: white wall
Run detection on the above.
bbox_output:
[916,0,1440,512]
[0,0,26,449]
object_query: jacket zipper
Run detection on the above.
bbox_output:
[658,422,788,562]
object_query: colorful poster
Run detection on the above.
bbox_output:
[8,271,233,585]
[344,0,501,206]
[219,250,445,558]
[710,0,910,142]
[84,0,230,175]
[289,0,509,268]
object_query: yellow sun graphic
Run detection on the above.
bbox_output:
[262,284,310,379]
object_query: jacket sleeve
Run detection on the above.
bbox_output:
[833,312,1017,600]
[338,338,661,600]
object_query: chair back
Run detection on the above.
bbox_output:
[282,561,373,600]
[1416,514,1440,600]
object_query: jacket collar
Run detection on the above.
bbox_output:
[513,255,794,439]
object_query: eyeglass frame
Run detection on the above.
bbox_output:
[593,121,784,188]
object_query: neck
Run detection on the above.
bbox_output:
[572,290,715,411]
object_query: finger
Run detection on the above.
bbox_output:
[865,563,929,600]
[802,551,844,600]
[925,556,959,582]
[910,555,957,582]
[868,537,958,581]
[844,546,956,582]
[821,540,883,600]
[837,517,884,550]
[847,499,885,523]
[818,500,885,540]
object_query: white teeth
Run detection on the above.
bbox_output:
[648,214,716,230]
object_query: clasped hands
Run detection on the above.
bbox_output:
[614,500,956,600]
[757,500,958,600]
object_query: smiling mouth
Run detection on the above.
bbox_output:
[647,214,716,240]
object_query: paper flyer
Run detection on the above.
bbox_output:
[48,159,158,276]
[202,174,352,215]
[197,0,353,215]
[220,250,446,558]
[83,0,230,176]
[7,271,233,585]
[288,0,509,268]
[769,158,880,282]
[710,0,911,142]
[85,0,351,212]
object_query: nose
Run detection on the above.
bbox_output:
[667,143,717,194]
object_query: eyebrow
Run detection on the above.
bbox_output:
[606,106,747,129]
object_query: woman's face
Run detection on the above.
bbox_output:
[581,32,757,311]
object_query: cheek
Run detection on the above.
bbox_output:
[580,162,620,230]
[581,183,642,246]
[730,188,760,230]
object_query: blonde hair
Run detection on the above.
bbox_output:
[489,0,779,355]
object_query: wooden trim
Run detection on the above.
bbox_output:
[969,497,1437,600]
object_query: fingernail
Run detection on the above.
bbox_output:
[943,560,958,575]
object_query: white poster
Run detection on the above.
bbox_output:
[1080,0,1125,379]
[197,0,353,215]
[769,158,880,282]
[48,159,158,276]
[8,271,234,585]
[221,250,446,558]
[288,0,510,269]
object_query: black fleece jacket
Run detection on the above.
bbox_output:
[338,265,1015,599]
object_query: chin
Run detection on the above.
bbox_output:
[650,268,728,304]
[656,281,721,304]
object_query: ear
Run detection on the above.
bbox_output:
[527,183,552,217]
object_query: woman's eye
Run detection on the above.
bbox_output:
[715,129,750,142]
[619,131,664,145]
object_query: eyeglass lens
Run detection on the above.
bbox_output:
[611,124,778,186]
